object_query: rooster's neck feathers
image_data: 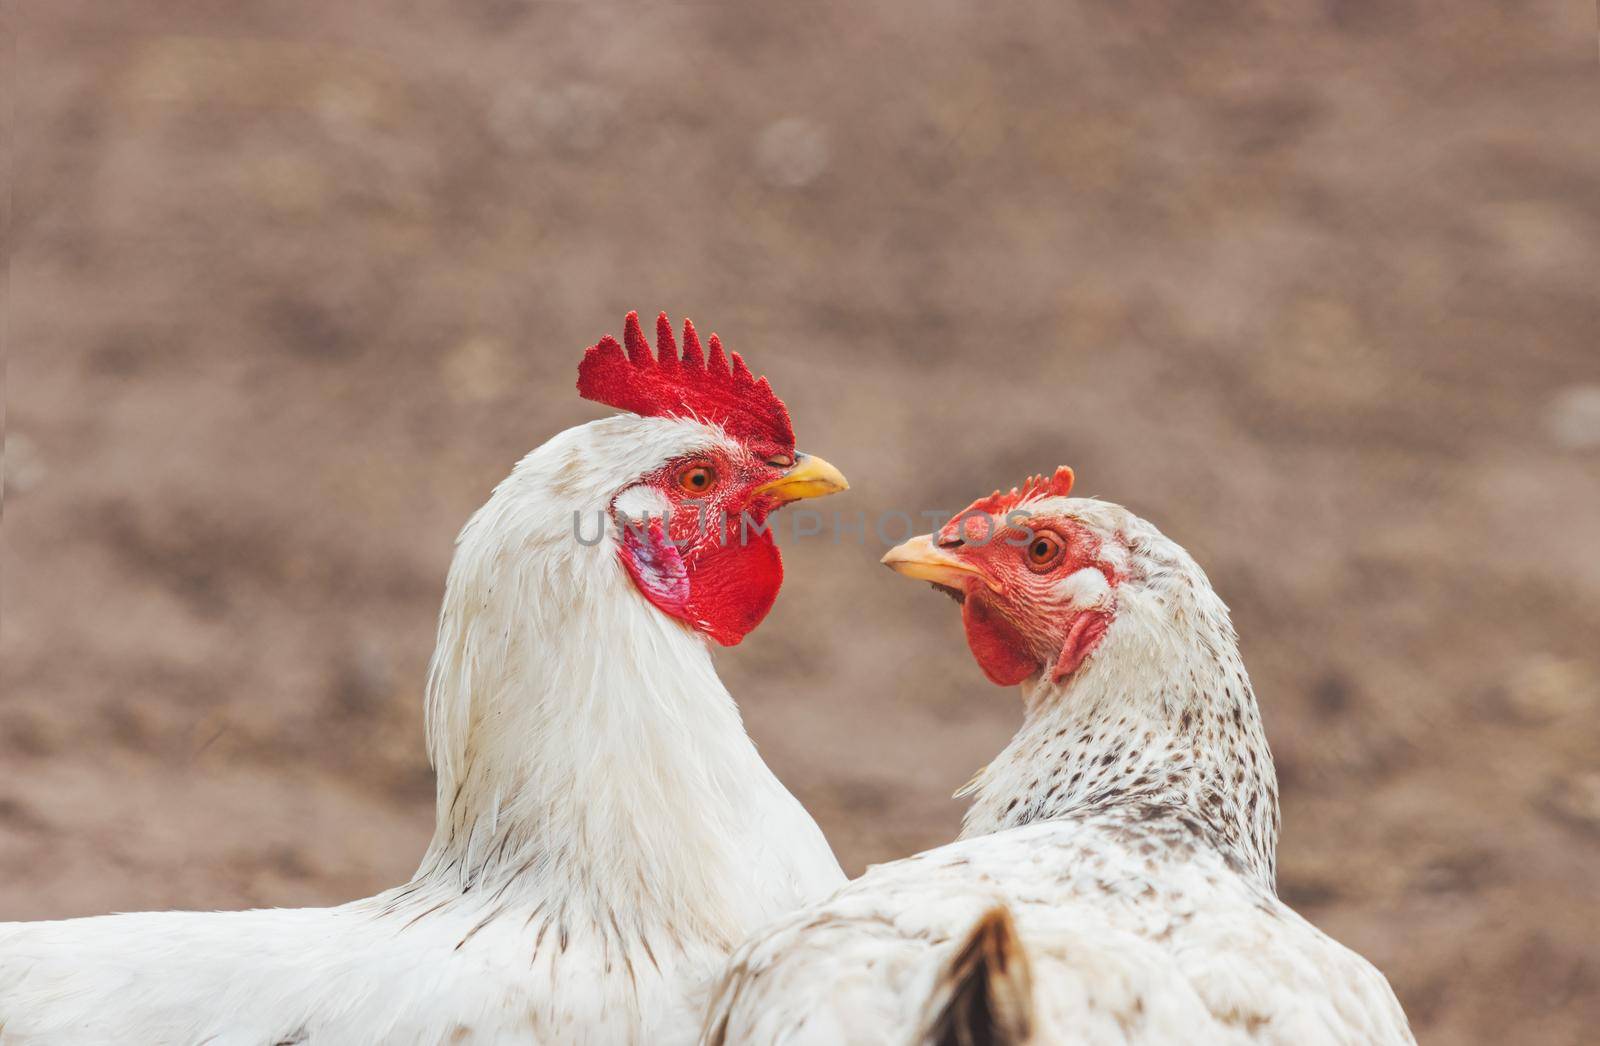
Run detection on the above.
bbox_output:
[959,509,1280,888]
[412,415,837,939]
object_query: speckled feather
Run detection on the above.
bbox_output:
[700,496,1413,1046]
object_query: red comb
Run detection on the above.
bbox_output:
[576,311,795,451]
[959,466,1077,520]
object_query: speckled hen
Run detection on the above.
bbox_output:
[0,313,849,1045]
[700,468,1413,1046]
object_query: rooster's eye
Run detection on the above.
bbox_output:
[1025,532,1065,571]
[677,465,718,495]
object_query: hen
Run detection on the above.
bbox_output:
[701,468,1413,1046]
[0,312,848,1045]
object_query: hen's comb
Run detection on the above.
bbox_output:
[959,466,1077,520]
[576,311,795,450]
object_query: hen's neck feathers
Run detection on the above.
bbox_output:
[959,518,1280,888]
[409,417,822,943]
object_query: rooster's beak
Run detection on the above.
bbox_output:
[755,453,849,504]
[881,535,995,591]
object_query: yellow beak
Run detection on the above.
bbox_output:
[881,534,997,591]
[755,452,849,504]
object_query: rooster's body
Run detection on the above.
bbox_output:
[0,315,848,1045]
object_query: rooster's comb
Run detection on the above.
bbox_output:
[959,466,1077,520]
[576,311,795,451]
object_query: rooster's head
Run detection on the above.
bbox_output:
[574,311,847,646]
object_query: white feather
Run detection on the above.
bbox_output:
[0,414,844,1045]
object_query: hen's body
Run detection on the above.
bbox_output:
[707,812,1407,1046]
[703,492,1412,1046]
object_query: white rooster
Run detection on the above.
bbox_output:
[0,312,849,1045]
[701,468,1414,1046]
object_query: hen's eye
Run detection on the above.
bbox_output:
[1025,532,1065,571]
[766,454,795,469]
[677,465,717,494]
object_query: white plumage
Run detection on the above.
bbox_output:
[701,495,1414,1045]
[0,414,844,1045]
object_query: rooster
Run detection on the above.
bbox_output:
[0,312,849,1045]
[701,468,1414,1046]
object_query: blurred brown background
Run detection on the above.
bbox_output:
[5,2,1599,1043]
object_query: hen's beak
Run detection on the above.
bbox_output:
[881,535,997,591]
[755,452,849,504]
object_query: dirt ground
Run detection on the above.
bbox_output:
[4,2,1599,1043]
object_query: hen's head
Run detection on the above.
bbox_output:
[883,468,1203,688]
[573,311,847,646]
